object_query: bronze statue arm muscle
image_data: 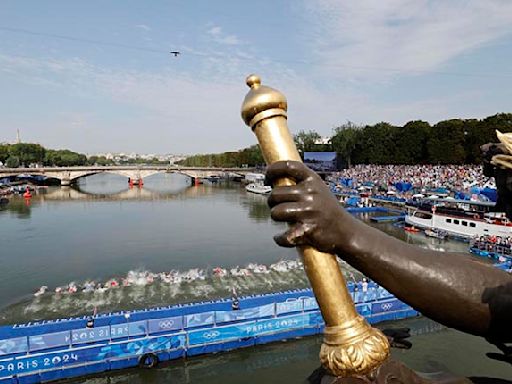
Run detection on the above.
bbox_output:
[266,161,512,342]
[339,215,512,341]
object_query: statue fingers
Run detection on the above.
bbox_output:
[267,185,303,208]
[270,202,312,222]
[273,223,309,248]
[265,161,312,186]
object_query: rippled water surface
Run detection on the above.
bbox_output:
[1,173,510,381]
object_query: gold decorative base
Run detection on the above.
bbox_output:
[320,316,390,377]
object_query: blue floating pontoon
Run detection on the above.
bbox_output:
[0,283,418,383]
[370,215,406,223]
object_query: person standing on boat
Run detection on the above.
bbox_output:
[361,277,369,302]
[231,286,240,311]
[265,145,512,372]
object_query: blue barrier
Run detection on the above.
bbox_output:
[371,299,404,314]
[29,331,69,352]
[185,312,215,328]
[215,303,274,324]
[0,336,27,356]
[71,326,110,345]
[0,288,418,383]
[148,316,183,334]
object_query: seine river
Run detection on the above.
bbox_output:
[0,173,510,382]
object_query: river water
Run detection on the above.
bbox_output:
[0,173,510,381]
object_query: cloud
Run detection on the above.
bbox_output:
[305,0,512,80]
[0,49,507,154]
[1,2,511,153]
[207,25,241,45]
[135,24,151,31]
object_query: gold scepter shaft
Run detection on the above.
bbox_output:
[241,75,389,377]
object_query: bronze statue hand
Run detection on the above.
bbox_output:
[266,161,353,254]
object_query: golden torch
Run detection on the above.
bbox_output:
[241,75,389,377]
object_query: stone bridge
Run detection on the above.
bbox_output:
[0,166,258,186]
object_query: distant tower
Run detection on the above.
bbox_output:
[16,129,21,144]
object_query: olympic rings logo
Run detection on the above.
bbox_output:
[202,331,221,339]
[158,320,175,329]
[381,303,393,311]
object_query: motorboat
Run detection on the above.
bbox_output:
[245,183,271,195]
[424,228,448,240]
[405,199,512,239]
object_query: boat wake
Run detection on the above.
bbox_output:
[0,260,362,325]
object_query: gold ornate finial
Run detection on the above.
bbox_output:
[241,74,390,378]
[246,74,261,88]
[241,75,287,129]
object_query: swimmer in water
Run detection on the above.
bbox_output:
[213,267,228,277]
[82,281,95,293]
[34,286,48,297]
[95,283,107,293]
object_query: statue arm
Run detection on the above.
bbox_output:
[336,213,512,340]
[266,160,512,342]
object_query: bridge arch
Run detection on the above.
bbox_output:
[0,166,258,186]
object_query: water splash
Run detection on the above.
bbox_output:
[0,259,360,325]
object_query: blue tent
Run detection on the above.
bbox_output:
[480,187,497,202]
[339,178,354,188]
[454,191,468,200]
[345,197,360,207]
[394,182,412,193]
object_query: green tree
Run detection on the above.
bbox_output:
[330,122,361,167]
[0,144,10,164]
[427,119,465,164]
[294,130,321,153]
[361,122,397,164]
[44,149,87,166]
[9,143,45,166]
[6,156,20,168]
[393,120,431,164]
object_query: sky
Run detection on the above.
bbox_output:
[1,0,512,155]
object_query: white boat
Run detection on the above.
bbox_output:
[244,173,266,183]
[405,199,512,239]
[245,183,271,195]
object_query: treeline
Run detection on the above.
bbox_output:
[331,113,512,166]
[0,143,170,167]
[177,145,264,167]
[178,113,512,167]
[0,143,104,167]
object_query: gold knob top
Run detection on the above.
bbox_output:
[241,74,287,129]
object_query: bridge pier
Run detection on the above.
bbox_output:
[61,178,71,187]
[190,177,202,186]
[128,177,144,186]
